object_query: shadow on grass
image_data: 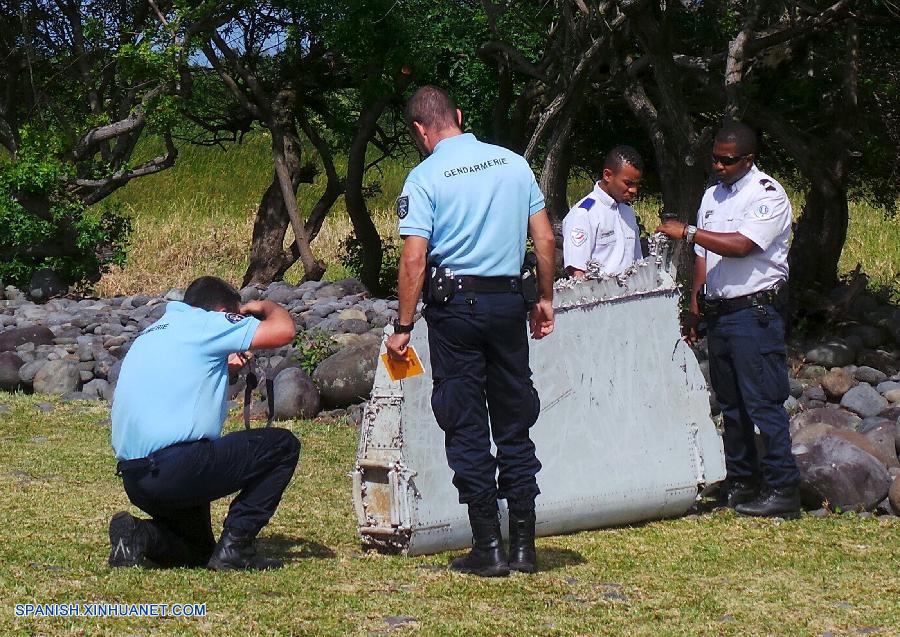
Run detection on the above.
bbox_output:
[257,534,336,561]
[536,547,586,572]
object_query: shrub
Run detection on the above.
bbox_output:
[292,329,338,375]
[339,234,401,296]
[0,129,131,290]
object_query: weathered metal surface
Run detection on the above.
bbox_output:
[354,237,726,556]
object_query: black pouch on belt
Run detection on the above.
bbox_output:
[425,266,455,305]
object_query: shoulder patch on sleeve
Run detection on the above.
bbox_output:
[759,178,777,192]
[753,204,775,219]
[578,197,595,211]
[225,313,246,324]
[569,227,588,247]
[396,195,409,219]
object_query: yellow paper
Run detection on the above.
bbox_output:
[381,346,424,382]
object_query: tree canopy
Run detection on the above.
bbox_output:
[1,0,897,294]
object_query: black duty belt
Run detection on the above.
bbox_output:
[453,275,522,294]
[702,285,784,317]
[115,439,207,476]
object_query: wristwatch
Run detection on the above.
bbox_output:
[684,224,698,244]
[392,319,414,334]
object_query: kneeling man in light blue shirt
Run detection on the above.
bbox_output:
[109,276,298,571]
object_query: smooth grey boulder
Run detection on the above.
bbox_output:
[17,359,46,384]
[32,359,80,395]
[273,367,320,420]
[312,335,381,408]
[239,286,260,304]
[788,378,804,399]
[840,383,889,418]
[793,434,892,511]
[805,341,855,368]
[854,366,888,385]
[862,421,900,469]
[876,380,900,395]
[790,407,861,436]
[82,378,112,401]
[803,386,827,403]
[0,325,55,352]
[0,351,24,390]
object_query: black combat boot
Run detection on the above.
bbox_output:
[734,486,801,519]
[108,511,149,568]
[507,509,537,573]
[206,528,283,571]
[450,510,509,577]
[713,479,758,509]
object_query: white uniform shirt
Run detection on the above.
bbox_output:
[694,165,791,299]
[562,183,643,275]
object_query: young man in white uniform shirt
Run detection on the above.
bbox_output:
[562,146,644,277]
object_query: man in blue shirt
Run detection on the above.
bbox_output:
[109,276,299,570]
[386,86,556,577]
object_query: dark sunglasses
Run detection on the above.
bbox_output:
[711,153,749,166]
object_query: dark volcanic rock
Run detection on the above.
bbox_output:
[793,434,892,511]
[0,326,55,352]
[862,422,900,469]
[0,351,24,390]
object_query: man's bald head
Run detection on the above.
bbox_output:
[404,86,462,132]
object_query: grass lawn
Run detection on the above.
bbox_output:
[0,393,897,636]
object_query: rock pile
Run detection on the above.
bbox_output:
[0,279,403,423]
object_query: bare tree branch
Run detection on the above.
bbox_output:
[200,41,265,120]
[71,84,165,160]
[73,134,177,204]
[725,0,766,118]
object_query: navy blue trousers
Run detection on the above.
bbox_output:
[120,427,300,567]
[425,293,541,513]
[707,305,800,489]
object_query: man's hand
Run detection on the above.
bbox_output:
[386,332,411,361]
[655,219,687,239]
[239,300,266,318]
[682,311,699,346]
[228,351,252,373]
[529,299,555,340]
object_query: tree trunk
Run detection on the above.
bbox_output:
[788,172,848,294]
[539,115,573,221]
[242,92,316,286]
[242,179,293,286]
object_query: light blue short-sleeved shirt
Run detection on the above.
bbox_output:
[111,302,260,460]
[397,133,545,277]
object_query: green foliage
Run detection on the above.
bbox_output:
[0,128,131,289]
[291,329,338,375]
[340,233,401,296]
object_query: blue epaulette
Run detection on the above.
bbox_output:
[578,197,595,210]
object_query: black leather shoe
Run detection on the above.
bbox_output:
[207,528,283,571]
[507,509,537,573]
[108,511,148,568]
[714,479,758,508]
[735,487,801,519]
[450,512,509,577]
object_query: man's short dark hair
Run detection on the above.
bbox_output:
[603,145,645,173]
[404,85,460,131]
[183,276,241,312]
[714,121,758,156]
